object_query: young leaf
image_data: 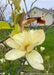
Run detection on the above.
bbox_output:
[24,28,30,31]
[9,24,21,37]
[0,21,10,29]
[14,11,25,26]
[9,29,19,37]
[14,13,22,25]
[17,6,21,11]
[18,11,25,25]
[10,11,15,23]
[16,11,25,31]
[14,24,21,32]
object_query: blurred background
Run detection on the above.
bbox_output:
[0,0,54,25]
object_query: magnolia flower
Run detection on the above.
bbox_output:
[5,30,45,70]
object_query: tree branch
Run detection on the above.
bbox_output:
[0,36,10,43]
[44,23,54,32]
[8,0,13,11]
[23,0,28,13]
[30,0,37,10]
[18,58,26,75]
[45,9,53,16]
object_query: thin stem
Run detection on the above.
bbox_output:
[47,60,51,74]
[8,0,13,11]
[30,0,37,10]
[23,0,28,13]
[9,61,11,75]
[18,58,26,75]
[0,36,10,43]
[45,9,53,16]
[23,0,31,28]
[23,0,30,17]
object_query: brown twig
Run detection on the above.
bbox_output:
[45,9,53,16]
[8,0,13,11]
[23,0,32,29]
[0,36,10,43]
[23,0,28,13]
[30,0,37,10]
[18,58,26,75]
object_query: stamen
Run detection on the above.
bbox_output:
[25,45,29,51]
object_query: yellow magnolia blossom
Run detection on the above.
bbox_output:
[5,30,45,70]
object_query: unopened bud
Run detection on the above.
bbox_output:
[45,56,50,60]
[25,61,28,65]
[0,58,5,64]
[21,72,24,75]
[40,46,45,52]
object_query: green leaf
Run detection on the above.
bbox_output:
[24,28,30,31]
[0,21,10,29]
[9,29,19,37]
[14,24,21,32]
[9,24,21,37]
[10,11,15,23]
[14,13,22,25]
[17,6,21,11]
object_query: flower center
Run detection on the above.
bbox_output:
[25,45,29,51]
[24,45,32,53]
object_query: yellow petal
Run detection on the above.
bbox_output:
[5,49,26,60]
[12,32,25,46]
[26,50,44,70]
[6,38,19,49]
[29,29,45,45]
[23,30,31,45]
[12,31,31,50]
[26,50,43,63]
[27,42,37,51]
[12,30,32,46]
[31,63,44,70]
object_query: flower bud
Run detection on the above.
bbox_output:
[0,58,5,64]
[40,46,45,52]
[25,61,28,65]
[44,56,50,60]
[21,72,24,75]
